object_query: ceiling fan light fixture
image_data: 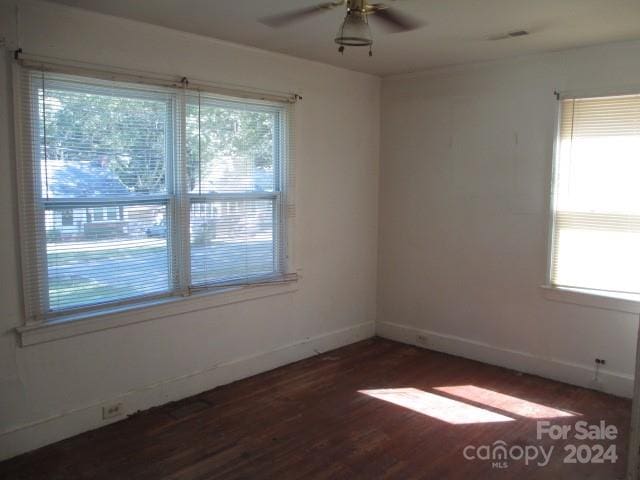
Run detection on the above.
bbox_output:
[334,11,372,47]
[261,0,423,56]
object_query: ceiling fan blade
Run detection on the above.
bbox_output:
[260,1,344,28]
[368,6,424,33]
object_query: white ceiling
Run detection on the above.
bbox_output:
[46,0,640,76]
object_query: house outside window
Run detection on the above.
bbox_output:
[16,68,294,322]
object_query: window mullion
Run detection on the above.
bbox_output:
[173,89,191,295]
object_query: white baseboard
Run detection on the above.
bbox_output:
[0,321,375,461]
[377,321,634,399]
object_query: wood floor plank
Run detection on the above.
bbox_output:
[0,338,631,479]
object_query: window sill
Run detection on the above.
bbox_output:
[16,280,299,347]
[540,285,640,314]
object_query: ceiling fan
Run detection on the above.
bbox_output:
[260,0,424,56]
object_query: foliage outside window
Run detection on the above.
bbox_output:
[18,70,291,321]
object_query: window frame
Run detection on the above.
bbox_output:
[542,89,640,312]
[185,95,289,290]
[28,72,178,318]
[14,64,298,336]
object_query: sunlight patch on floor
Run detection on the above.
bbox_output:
[434,385,576,419]
[359,388,515,424]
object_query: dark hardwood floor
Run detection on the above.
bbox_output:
[0,338,631,479]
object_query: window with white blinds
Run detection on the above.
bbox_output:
[16,68,294,322]
[186,95,287,288]
[550,94,640,295]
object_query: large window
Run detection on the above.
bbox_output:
[550,94,640,295]
[17,69,293,321]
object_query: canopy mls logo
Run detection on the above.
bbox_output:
[463,441,553,469]
[463,420,619,469]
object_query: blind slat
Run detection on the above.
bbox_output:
[551,95,640,294]
[16,66,294,322]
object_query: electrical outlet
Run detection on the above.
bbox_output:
[416,334,429,345]
[102,402,124,420]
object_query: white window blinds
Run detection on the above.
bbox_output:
[16,67,294,322]
[551,94,640,294]
[186,94,289,288]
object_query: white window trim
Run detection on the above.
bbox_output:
[540,284,640,314]
[542,87,640,314]
[12,56,300,345]
[17,281,299,347]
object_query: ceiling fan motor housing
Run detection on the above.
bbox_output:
[336,1,373,47]
[261,0,422,55]
[347,0,367,13]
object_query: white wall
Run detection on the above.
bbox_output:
[0,0,380,460]
[379,41,640,399]
[2,0,639,463]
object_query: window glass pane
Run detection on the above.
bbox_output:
[553,216,640,292]
[21,70,289,320]
[60,209,74,226]
[186,100,276,194]
[39,78,171,198]
[190,199,275,285]
[552,96,640,293]
[556,136,640,214]
[46,204,170,310]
